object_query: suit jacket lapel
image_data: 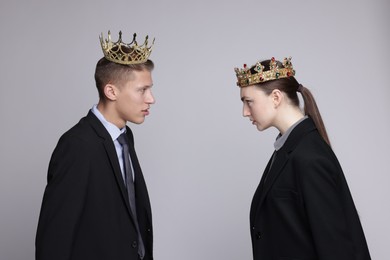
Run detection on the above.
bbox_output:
[250,151,275,224]
[126,127,153,223]
[254,150,290,221]
[85,111,134,220]
[253,118,317,222]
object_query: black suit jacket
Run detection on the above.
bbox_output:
[250,118,370,260]
[36,111,153,260]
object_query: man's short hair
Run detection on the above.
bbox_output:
[94,57,154,100]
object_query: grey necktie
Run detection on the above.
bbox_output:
[117,133,145,259]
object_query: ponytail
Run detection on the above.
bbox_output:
[250,59,331,146]
[298,84,331,146]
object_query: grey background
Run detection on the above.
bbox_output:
[1,0,389,259]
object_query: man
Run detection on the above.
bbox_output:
[36,31,156,260]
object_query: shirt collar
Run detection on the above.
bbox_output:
[274,116,308,151]
[91,104,126,141]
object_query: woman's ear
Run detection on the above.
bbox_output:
[271,89,283,108]
[103,84,118,101]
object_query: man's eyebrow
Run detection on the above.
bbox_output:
[138,84,153,89]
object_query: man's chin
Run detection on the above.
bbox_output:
[128,117,145,125]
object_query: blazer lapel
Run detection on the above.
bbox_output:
[253,150,290,221]
[126,127,153,223]
[253,117,317,222]
[85,111,134,220]
[250,151,275,224]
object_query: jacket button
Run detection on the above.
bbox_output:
[256,232,261,239]
[132,241,137,248]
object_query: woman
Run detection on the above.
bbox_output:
[235,57,371,260]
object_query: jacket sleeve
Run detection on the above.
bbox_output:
[297,153,369,260]
[36,135,90,260]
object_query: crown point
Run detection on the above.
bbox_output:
[235,56,295,88]
[99,30,154,65]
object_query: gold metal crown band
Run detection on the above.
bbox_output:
[234,57,295,88]
[99,31,155,65]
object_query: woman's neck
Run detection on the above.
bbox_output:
[274,106,305,135]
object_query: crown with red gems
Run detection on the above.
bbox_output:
[234,57,295,88]
[99,31,155,65]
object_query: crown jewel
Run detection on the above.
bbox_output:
[99,31,155,65]
[234,57,295,88]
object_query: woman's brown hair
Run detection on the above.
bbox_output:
[250,59,331,146]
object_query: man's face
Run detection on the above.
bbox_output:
[115,69,155,125]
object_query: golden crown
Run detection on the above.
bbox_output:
[99,31,155,65]
[234,57,295,88]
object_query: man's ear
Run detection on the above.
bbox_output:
[103,84,118,101]
[271,89,283,108]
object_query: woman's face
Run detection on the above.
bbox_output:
[240,85,276,131]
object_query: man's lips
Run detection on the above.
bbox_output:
[142,109,150,115]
